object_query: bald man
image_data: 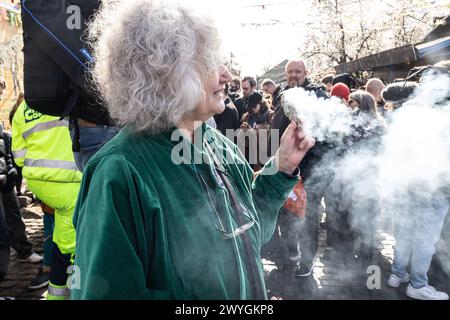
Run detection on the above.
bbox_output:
[366,78,386,116]
[271,59,328,136]
[285,60,308,88]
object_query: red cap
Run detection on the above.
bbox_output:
[330,83,350,101]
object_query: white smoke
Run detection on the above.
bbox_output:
[379,73,450,198]
[279,73,450,284]
[282,88,353,143]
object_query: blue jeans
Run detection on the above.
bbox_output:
[392,193,450,288]
[70,124,120,171]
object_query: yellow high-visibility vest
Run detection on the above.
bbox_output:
[11,101,82,183]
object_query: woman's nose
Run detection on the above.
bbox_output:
[219,66,233,83]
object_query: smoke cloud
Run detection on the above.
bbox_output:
[279,73,450,287]
[283,88,353,144]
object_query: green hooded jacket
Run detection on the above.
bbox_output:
[72,124,298,299]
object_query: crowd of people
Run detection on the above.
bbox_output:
[0,0,449,301]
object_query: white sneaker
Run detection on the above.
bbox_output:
[406,284,449,300]
[388,273,409,288]
[19,253,43,263]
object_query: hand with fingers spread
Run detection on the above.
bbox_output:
[275,120,315,175]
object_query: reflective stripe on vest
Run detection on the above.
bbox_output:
[24,159,78,171]
[22,120,69,140]
[47,283,68,298]
[12,149,27,159]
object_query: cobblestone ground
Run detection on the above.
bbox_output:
[262,204,450,301]
[0,204,46,300]
[262,211,408,300]
[0,203,447,300]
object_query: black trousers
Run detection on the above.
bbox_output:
[277,207,303,265]
[2,190,33,259]
[50,245,71,286]
[0,196,10,282]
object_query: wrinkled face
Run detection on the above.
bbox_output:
[285,61,307,88]
[195,66,232,121]
[242,80,253,98]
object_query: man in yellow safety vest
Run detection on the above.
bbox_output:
[11,101,82,300]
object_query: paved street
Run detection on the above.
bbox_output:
[0,204,46,300]
[262,212,407,300]
[263,208,450,300]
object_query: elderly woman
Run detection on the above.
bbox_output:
[71,0,314,300]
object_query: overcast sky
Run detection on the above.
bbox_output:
[186,0,448,77]
[197,0,314,76]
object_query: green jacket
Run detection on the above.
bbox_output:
[72,124,298,300]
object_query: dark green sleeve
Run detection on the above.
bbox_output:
[71,155,165,300]
[251,159,299,245]
[226,138,298,245]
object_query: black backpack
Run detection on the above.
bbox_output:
[21,0,110,125]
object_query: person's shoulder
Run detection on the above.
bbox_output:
[226,101,238,112]
[274,86,282,94]
[15,100,26,114]
[84,145,130,176]
[304,80,328,97]
[271,104,289,128]
[234,97,244,106]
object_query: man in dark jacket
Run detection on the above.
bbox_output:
[214,86,240,136]
[234,76,257,123]
[267,59,329,277]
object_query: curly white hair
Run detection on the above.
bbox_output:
[88,0,223,133]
